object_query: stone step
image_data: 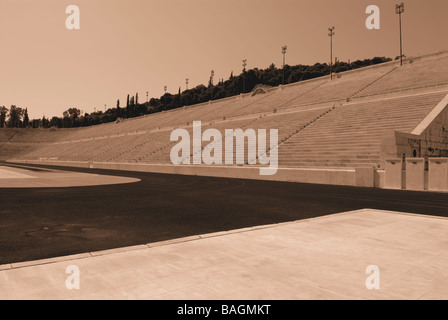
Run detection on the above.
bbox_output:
[281,155,380,160]
[280,161,381,167]
[283,140,383,145]
[281,146,381,152]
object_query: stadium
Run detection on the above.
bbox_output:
[1,1,448,301]
[3,51,448,188]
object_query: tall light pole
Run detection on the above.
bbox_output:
[146,91,149,111]
[209,71,215,99]
[242,59,247,94]
[184,79,189,105]
[164,86,167,94]
[328,26,335,80]
[282,46,288,85]
[395,2,405,66]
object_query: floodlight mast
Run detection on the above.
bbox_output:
[184,79,189,105]
[282,46,288,85]
[328,27,335,80]
[395,3,405,66]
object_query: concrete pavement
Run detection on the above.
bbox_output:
[1,209,447,300]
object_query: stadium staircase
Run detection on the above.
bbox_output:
[348,67,399,99]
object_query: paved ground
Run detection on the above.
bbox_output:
[0,209,447,300]
[1,162,448,266]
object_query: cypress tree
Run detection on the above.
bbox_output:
[126,95,130,118]
[23,108,29,128]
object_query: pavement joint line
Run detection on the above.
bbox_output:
[1,208,445,272]
[0,264,12,271]
[89,245,149,257]
[8,253,92,271]
[145,236,202,248]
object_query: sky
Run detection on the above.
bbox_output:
[1,0,447,119]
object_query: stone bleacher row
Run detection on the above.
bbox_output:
[280,91,447,168]
[0,129,72,160]
[4,52,448,169]
[355,52,448,97]
[23,106,333,164]
[0,128,70,143]
[20,90,446,168]
[0,142,38,161]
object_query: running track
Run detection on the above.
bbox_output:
[1,162,448,264]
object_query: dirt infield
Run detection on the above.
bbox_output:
[0,164,140,188]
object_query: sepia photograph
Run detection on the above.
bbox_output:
[1,0,448,303]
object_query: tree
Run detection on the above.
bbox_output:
[2,56,393,129]
[63,108,80,124]
[42,116,49,128]
[63,108,81,119]
[62,108,80,127]
[209,70,215,87]
[50,116,63,128]
[31,119,40,128]
[127,96,135,117]
[173,87,181,108]
[115,99,121,118]
[0,106,7,128]
[23,108,29,128]
[160,93,174,110]
[8,105,24,128]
